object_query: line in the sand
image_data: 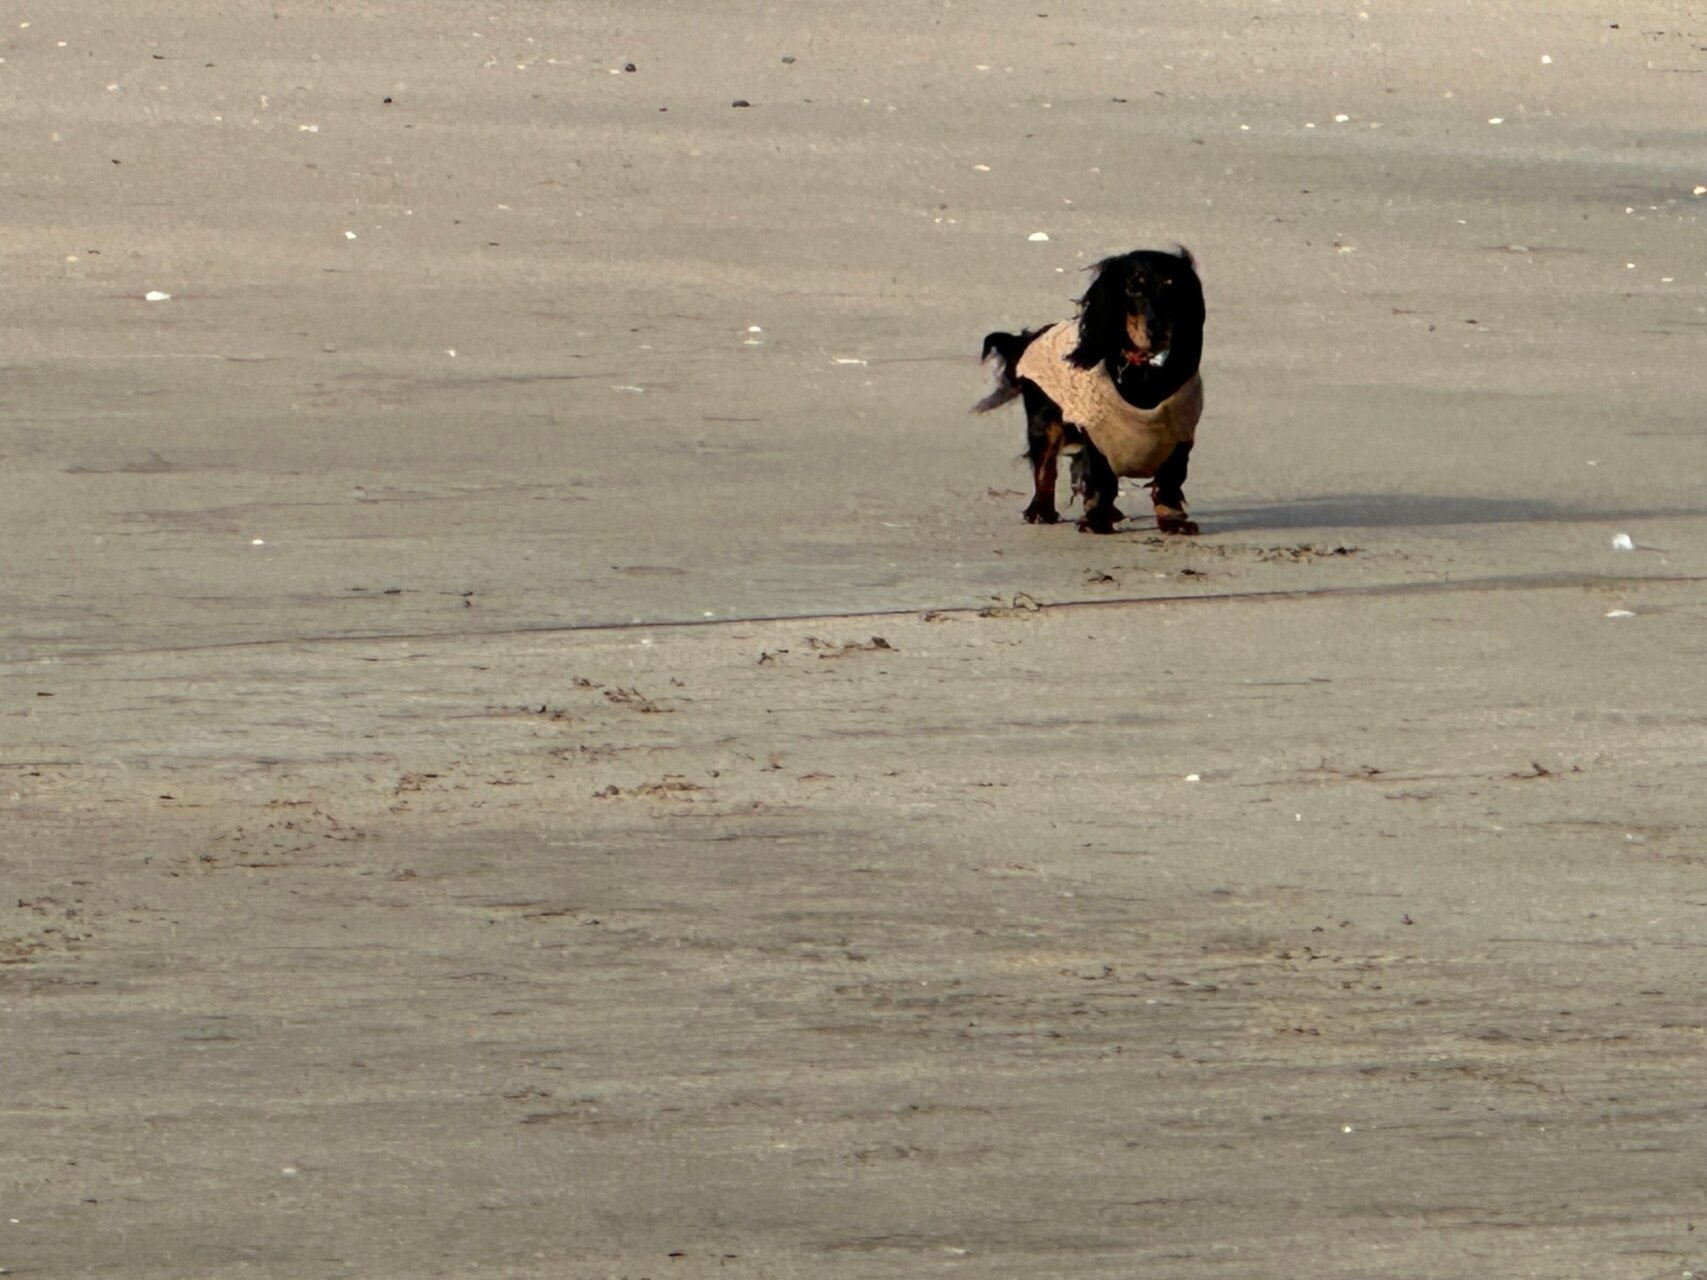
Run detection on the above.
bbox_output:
[14,572,1701,665]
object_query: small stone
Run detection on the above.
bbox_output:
[731,99,751,108]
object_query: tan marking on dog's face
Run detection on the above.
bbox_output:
[1125,312,1151,357]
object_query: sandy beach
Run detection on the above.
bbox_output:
[5,2,1707,1275]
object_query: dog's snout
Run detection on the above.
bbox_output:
[1125,308,1170,356]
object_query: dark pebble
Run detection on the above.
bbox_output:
[624,62,637,72]
[781,55,796,63]
[731,99,751,108]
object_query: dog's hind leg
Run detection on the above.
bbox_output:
[1075,445,1124,534]
[1022,398,1065,525]
[1023,418,1064,524]
[1149,442,1199,535]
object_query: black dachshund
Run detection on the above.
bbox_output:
[975,247,1206,534]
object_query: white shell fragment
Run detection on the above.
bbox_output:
[1028,231,1050,241]
[1606,609,1636,618]
[1610,533,1635,551]
[144,290,171,301]
[833,357,867,366]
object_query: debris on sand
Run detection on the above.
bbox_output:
[805,636,893,658]
[604,687,672,712]
[594,777,703,800]
[1255,544,1359,562]
[979,592,1042,618]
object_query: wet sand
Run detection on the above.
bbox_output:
[5,2,1707,1276]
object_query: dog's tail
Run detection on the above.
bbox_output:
[972,328,1045,413]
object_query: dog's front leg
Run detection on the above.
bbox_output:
[1075,445,1124,534]
[1150,442,1199,535]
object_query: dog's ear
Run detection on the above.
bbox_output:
[1174,248,1207,327]
[1067,254,1131,370]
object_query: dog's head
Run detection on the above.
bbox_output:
[1067,247,1205,378]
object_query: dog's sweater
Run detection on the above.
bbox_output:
[1016,321,1202,478]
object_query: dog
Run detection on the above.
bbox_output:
[974,247,1206,534]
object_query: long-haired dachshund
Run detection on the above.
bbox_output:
[974,247,1206,534]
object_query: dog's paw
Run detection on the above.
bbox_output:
[1156,514,1200,536]
[1023,503,1060,525]
[1076,516,1120,535]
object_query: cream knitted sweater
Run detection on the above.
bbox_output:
[1015,321,1202,479]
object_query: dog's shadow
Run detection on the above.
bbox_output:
[1211,493,1702,533]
